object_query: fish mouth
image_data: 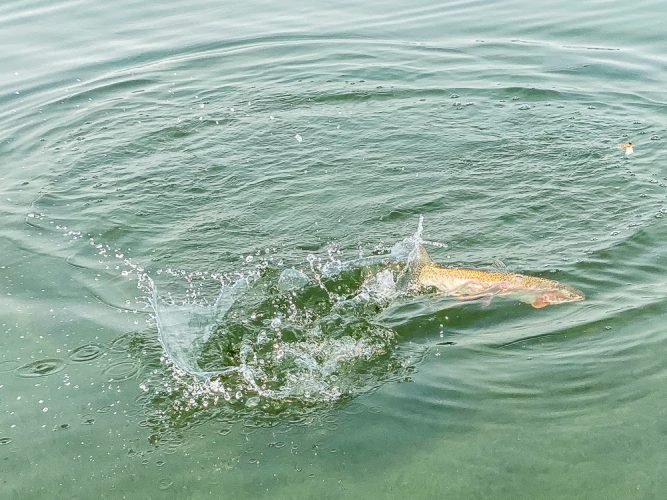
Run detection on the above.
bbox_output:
[561,284,585,302]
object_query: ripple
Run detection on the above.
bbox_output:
[158,479,174,491]
[81,415,96,425]
[102,360,140,381]
[69,344,105,362]
[15,358,66,378]
[0,360,20,373]
[108,333,134,353]
[0,437,12,445]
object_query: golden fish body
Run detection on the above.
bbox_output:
[409,245,584,308]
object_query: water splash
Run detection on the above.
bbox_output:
[151,274,256,379]
[32,212,437,418]
[147,216,436,408]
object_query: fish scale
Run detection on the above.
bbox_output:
[410,244,584,308]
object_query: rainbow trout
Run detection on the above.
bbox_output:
[406,245,584,308]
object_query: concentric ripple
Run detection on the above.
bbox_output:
[102,360,140,382]
[15,358,66,378]
[69,344,105,362]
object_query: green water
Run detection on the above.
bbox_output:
[2,0,667,498]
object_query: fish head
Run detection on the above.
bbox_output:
[531,285,585,308]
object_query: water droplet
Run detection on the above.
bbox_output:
[295,134,303,143]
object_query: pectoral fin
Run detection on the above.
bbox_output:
[531,297,548,308]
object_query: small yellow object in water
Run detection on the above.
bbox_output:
[618,142,634,155]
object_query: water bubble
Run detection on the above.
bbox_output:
[15,358,66,378]
[245,396,260,408]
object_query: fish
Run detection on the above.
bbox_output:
[404,244,584,308]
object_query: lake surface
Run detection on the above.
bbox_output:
[2,0,666,498]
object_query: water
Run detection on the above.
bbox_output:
[2,0,667,498]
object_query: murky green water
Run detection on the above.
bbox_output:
[2,1,667,498]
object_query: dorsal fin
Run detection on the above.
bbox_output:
[398,243,432,290]
[415,243,433,265]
